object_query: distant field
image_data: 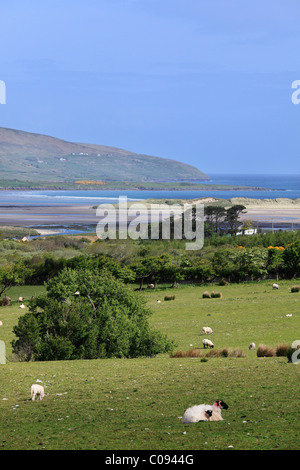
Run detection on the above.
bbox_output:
[0,281,299,450]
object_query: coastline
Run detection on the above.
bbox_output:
[1,197,300,234]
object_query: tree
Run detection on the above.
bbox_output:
[0,261,33,299]
[12,268,175,361]
[225,205,247,235]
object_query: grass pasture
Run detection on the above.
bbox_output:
[0,281,299,450]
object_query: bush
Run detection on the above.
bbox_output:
[276,344,289,357]
[12,268,175,361]
[211,291,223,298]
[291,286,300,293]
[164,295,175,301]
[257,344,276,357]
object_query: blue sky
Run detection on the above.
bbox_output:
[0,0,299,175]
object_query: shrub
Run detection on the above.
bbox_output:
[219,279,229,286]
[276,344,289,357]
[257,344,276,357]
[12,268,175,361]
[211,291,222,298]
[291,286,300,293]
[286,343,300,363]
[230,348,246,358]
[164,295,175,301]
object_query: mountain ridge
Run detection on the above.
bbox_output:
[0,127,209,182]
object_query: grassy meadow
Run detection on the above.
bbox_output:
[0,280,299,450]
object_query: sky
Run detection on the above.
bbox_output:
[0,0,300,175]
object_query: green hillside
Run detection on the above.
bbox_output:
[0,127,209,182]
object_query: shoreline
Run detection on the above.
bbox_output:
[0,198,300,233]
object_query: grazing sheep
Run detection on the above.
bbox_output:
[272,283,279,290]
[286,313,292,317]
[249,342,256,350]
[182,400,228,423]
[202,338,214,349]
[202,326,213,335]
[147,284,155,289]
[18,297,25,302]
[31,384,45,401]
[157,300,161,303]
[19,304,26,309]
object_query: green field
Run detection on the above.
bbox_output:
[0,281,299,450]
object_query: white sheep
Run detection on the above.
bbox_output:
[19,304,26,309]
[272,283,279,290]
[0,321,3,326]
[182,400,228,423]
[202,338,214,349]
[182,406,213,423]
[286,313,292,317]
[31,384,45,401]
[18,296,25,302]
[249,342,256,350]
[202,326,213,335]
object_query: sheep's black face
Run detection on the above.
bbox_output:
[218,401,228,409]
[206,410,213,417]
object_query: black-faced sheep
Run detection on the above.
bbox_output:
[182,400,228,423]
[202,338,214,349]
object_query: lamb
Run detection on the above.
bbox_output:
[249,342,256,350]
[202,326,213,335]
[272,283,279,289]
[182,400,228,423]
[202,338,214,349]
[31,384,45,401]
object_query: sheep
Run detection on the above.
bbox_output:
[202,338,214,349]
[182,400,228,423]
[147,284,155,289]
[19,304,26,309]
[249,342,256,350]
[272,283,279,290]
[157,300,161,303]
[18,296,25,302]
[30,384,45,401]
[182,406,213,423]
[0,321,2,326]
[202,326,213,335]
[286,313,292,317]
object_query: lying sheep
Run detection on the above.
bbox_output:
[202,326,213,335]
[31,384,45,401]
[18,297,25,302]
[249,342,256,350]
[182,400,228,423]
[182,406,213,423]
[202,338,214,349]
[19,304,26,309]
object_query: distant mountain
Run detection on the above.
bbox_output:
[0,127,209,182]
